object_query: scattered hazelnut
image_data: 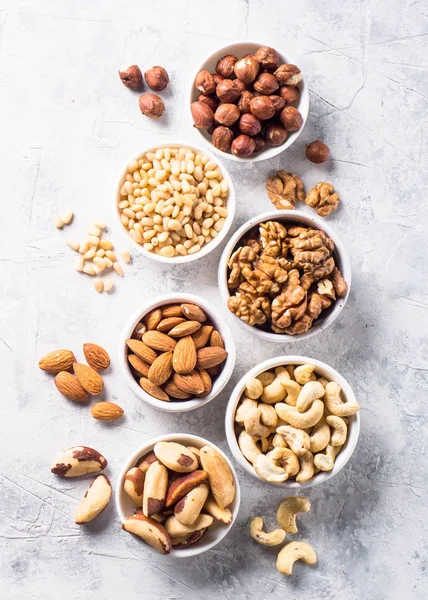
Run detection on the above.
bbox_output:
[119,65,143,90]
[212,126,234,152]
[253,72,279,95]
[254,136,266,153]
[255,46,279,70]
[234,55,260,84]
[279,85,300,105]
[216,80,241,103]
[191,101,214,130]
[269,94,286,113]
[139,93,164,119]
[249,96,275,120]
[144,66,169,91]
[212,73,224,86]
[234,79,247,93]
[239,113,261,136]
[274,64,302,86]
[216,54,238,78]
[231,134,256,158]
[214,103,241,127]
[238,90,254,114]
[197,93,218,112]
[279,106,303,131]
[195,70,216,95]
[306,141,330,164]
[265,123,288,146]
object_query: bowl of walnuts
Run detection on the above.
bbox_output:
[189,41,309,162]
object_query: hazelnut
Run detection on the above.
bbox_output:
[216,55,238,78]
[306,140,330,164]
[191,101,214,130]
[239,113,261,136]
[253,72,279,95]
[249,96,275,120]
[144,66,169,91]
[234,79,247,93]
[253,136,266,153]
[139,93,164,119]
[197,93,218,112]
[269,94,286,113]
[274,64,302,85]
[119,65,143,90]
[212,73,224,86]
[279,106,303,131]
[265,123,288,146]
[255,46,279,70]
[212,126,234,152]
[238,90,254,114]
[214,103,240,127]
[216,80,241,103]
[234,55,259,84]
[231,134,256,158]
[279,85,300,105]
[195,70,216,95]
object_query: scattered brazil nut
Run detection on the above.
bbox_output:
[276,541,317,575]
[122,514,172,554]
[250,516,286,546]
[51,446,107,477]
[75,475,112,524]
[277,497,311,533]
[154,442,198,473]
[200,445,235,509]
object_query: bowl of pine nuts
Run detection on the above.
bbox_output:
[116,141,236,263]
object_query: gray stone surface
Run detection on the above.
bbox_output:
[1,0,427,598]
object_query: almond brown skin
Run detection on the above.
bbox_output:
[38,349,76,373]
[83,343,110,371]
[173,336,197,375]
[148,352,173,386]
[91,401,124,421]
[180,304,207,323]
[196,347,228,369]
[168,321,201,338]
[139,377,170,402]
[173,371,205,395]
[192,325,213,350]
[143,308,163,330]
[54,371,88,402]
[164,381,192,399]
[126,339,158,364]
[127,354,150,377]
[73,363,104,395]
[142,331,176,352]
[161,305,183,318]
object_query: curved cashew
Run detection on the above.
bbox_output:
[250,516,286,546]
[253,447,299,482]
[326,415,347,446]
[294,364,316,384]
[296,450,315,483]
[272,433,288,448]
[314,444,336,471]
[257,371,275,387]
[238,430,261,464]
[245,377,263,399]
[276,541,317,575]
[309,418,330,453]
[282,379,301,406]
[235,397,258,425]
[244,407,272,439]
[317,376,329,388]
[277,496,311,533]
[285,365,295,379]
[276,425,310,456]
[260,436,270,453]
[275,400,324,429]
[259,403,278,428]
[275,366,290,380]
[296,381,325,413]
[324,381,360,417]
[261,378,287,404]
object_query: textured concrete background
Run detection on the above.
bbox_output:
[1,1,427,598]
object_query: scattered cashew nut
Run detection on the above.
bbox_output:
[324,381,360,417]
[277,496,311,533]
[276,425,310,456]
[250,516,286,546]
[276,541,317,575]
[296,381,325,413]
[326,415,347,446]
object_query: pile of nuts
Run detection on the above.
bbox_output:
[121,441,236,553]
[126,302,228,402]
[234,363,360,483]
[118,146,229,258]
[191,46,303,158]
[226,220,347,335]
[119,64,170,119]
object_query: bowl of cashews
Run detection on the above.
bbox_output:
[225,355,360,488]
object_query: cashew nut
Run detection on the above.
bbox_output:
[282,379,301,406]
[235,397,258,425]
[257,371,275,387]
[324,381,360,417]
[275,367,290,387]
[314,444,336,471]
[250,516,286,546]
[317,376,330,388]
[285,365,295,379]
[277,496,311,533]
[253,447,299,483]
[275,400,324,429]
[276,425,310,456]
[261,377,287,404]
[294,364,316,384]
[276,541,317,575]
[238,430,261,464]
[296,381,325,413]
[309,418,330,453]
[244,407,272,439]
[296,450,315,483]
[260,436,270,453]
[272,433,288,448]
[245,376,264,399]
[259,403,278,428]
[326,415,347,446]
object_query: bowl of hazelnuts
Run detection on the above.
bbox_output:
[189,41,309,162]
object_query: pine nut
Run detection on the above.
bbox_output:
[159,245,175,257]
[84,248,96,260]
[104,278,115,293]
[54,215,64,228]
[87,235,100,246]
[83,263,95,275]
[113,262,124,277]
[62,211,74,225]
[66,240,79,251]
[93,279,103,293]
[75,257,84,271]
[104,257,113,268]
[105,250,116,261]
[87,224,101,237]
[93,257,106,270]
[121,250,131,263]
[100,239,113,250]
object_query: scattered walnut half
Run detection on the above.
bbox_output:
[266,171,305,210]
[305,182,340,217]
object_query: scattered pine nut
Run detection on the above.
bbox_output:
[83,263,96,275]
[54,215,64,229]
[93,257,106,271]
[93,279,103,293]
[121,250,131,263]
[104,278,115,293]
[87,235,100,245]
[75,257,85,272]
[100,239,113,250]
[84,248,96,260]
[66,240,80,251]
[79,240,90,254]
[88,225,101,237]
[105,250,117,262]
[62,211,74,225]
[93,221,106,230]
[113,262,124,277]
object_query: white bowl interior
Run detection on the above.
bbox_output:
[225,355,360,489]
[119,293,236,413]
[116,433,241,557]
[218,209,352,342]
[115,140,236,263]
[189,40,309,162]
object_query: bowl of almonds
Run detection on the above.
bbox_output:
[119,293,236,412]
[116,141,235,262]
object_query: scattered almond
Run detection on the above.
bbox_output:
[54,371,88,402]
[74,363,104,395]
[91,401,124,421]
[39,349,76,373]
[83,343,110,371]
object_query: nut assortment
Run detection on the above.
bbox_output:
[121,441,236,554]
[191,45,303,158]
[119,63,170,119]
[226,220,347,335]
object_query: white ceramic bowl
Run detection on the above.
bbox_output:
[119,293,236,413]
[218,209,351,342]
[225,356,360,489]
[115,140,236,263]
[116,433,241,557]
[189,40,309,163]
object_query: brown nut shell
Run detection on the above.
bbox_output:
[239,113,261,136]
[216,54,238,78]
[214,103,240,127]
[306,140,330,164]
[255,46,279,69]
[139,93,164,119]
[238,90,254,113]
[265,123,288,146]
[211,126,234,152]
[165,469,209,507]
[279,85,300,104]
[234,55,259,84]
[216,79,241,103]
[197,94,218,113]
[231,135,256,158]
[144,66,169,91]
[119,65,143,90]
[191,101,214,130]
[200,446,235,509]
[195,70,216,95]
[279,106,303,131]
[254,72,279,95]
[51,446,107,477]
[122,514,172,554]
[249,96,275,120]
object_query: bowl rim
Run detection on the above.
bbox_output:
[188,39,310,163]
[225,355,360,489]
[118,292,237,413]
[217,209,352,342]
[115,432,241,558]
[115,139,236,263]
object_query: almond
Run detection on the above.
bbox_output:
[192,325,213,350]
[83,343,110,371]
[195,369,212,398]
[157,317,186,333]
[38,349,76,373]
[139,377,170,402]
[210,330,225,349]
[173,370,205,395]
[143,308,163,330]
[164,381,191,399]
[148,352,173,386]
[73,363,104,395]
[126,339,157,364]
[181,303,207,323]
[127,354,150,377]
[172,336,197,375]
[161,304,183,318]
[142,330,176,352]
[168,320,202,338]
[196,347,228,369]
[54,371,88,403]
[91,401,124,420]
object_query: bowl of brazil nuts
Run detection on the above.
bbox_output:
[116,433,240,557]
[116,141,235,262]
[225,356,360,489]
